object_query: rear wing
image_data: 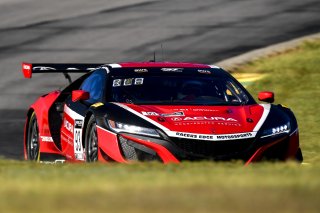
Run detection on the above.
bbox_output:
[22,63,105,78]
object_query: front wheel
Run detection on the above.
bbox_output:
[26,112,40,161]
[85,116,98,162]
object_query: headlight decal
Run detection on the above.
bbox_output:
[107,119,160,137]
[260,122,290,138]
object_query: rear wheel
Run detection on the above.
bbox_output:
[85,116,98,162]
[27,112,40,161]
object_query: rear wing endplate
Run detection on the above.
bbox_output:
[22,63,105,78]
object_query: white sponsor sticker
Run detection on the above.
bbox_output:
[134,78,144,85]
[161,111,185,117]
[124,78,134,86]
[40,136,54,142]
[171,116,238,122]
[113,79,122,87]
[142,111,159,116]
[197,70,211,74]
[166,131,256,141]
[113,78,144,87]
[161,68,183,72]
[134,69,148,73]
[33,66,56,71]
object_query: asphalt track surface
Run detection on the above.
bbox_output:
[0,0,319,160]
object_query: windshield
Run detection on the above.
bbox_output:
[110,76,250,105]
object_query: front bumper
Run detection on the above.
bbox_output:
[96,126,300,164]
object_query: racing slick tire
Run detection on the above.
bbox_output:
[26,112,40,161]
[85,115,98,162]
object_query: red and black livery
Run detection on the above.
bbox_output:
[22,62,303,164]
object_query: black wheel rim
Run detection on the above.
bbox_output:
[87,123,98,162]
[28,117,39,161]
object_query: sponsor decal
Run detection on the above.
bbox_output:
[113,78,144,87]
[66,68,79,70]
[142,111,159,116]
[134,78,144,85]
[86,68,98,71]
[216,132,253,140]
[176,132,197,139]
[169,131,256,141]
[192,108,218,112]
[124,78,134,86]
[142,111,185,117]
[161,68,183,72]
[75,119,83,129]
[171,116,238,122]
[134,68,148,73]
[32,66,96,71]
[40,160,65,164]
[64,119,73,134]
[65,67,98,71]
[172,108,189,111]
[91,102,104,108]
[113,79,122,87]
[75,153,85,161]
[55,159,66,164]
[197,70,211,74]
[173,121,241,126]
[40,136,54,142]
[33,66,56,71]
[23,64,31,70]
[161,111,185,117]
[171,108,218,112]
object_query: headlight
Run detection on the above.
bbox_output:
[107,119,160,137]
[260,122,290,138]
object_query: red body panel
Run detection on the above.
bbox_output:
[60,113,75,160]
[118,62,211,68]
[22,63,32,78]
[121,104,264,134]
[24,91,62,160]
[96,126,127,163]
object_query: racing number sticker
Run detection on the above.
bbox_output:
[74,119,84,160]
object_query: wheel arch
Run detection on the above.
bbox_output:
[82,111,93,149]
[82,106,110,149]
[24,108,35,159]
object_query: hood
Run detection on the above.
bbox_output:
[118,104,267,135]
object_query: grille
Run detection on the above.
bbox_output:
[170,138,254,159]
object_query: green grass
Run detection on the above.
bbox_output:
[238,40,320,163]
[1,40,320,213]
[1,160,320,213]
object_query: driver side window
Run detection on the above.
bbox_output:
[80,69,106,103]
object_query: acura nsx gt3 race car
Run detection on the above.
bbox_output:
[22,62,303,164]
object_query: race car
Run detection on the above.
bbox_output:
[22,62,303,164]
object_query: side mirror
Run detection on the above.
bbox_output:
[72,90,90,102]
[258,91,274,103]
